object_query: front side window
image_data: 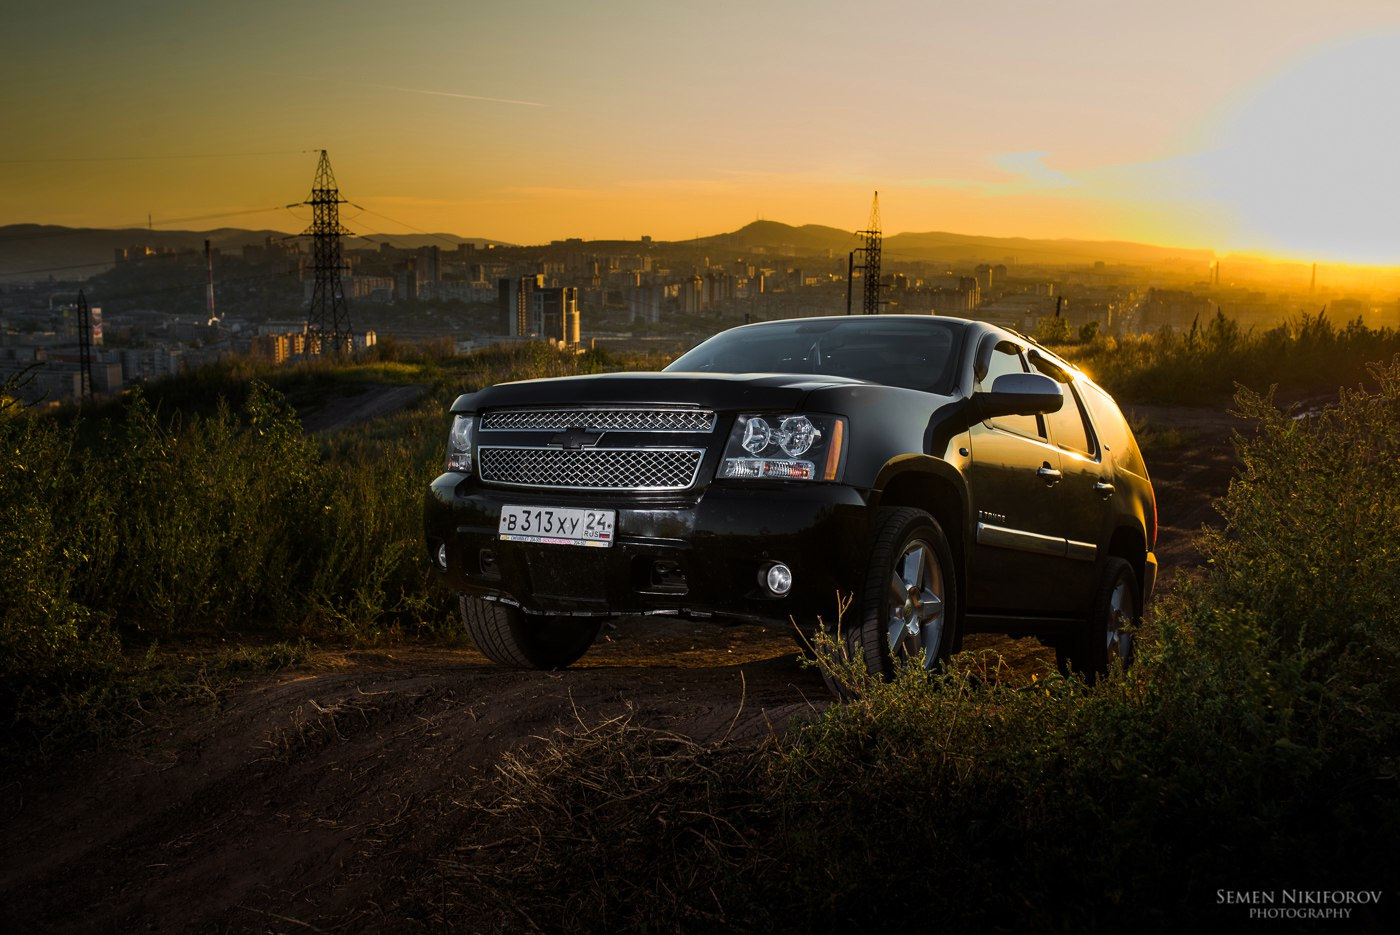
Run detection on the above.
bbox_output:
[980,343,1043,438]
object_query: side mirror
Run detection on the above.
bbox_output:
[974,372,1065,419]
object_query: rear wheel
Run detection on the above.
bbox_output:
[460,596,600,670]
[828,507,958,689]
[1057,557,1137,680]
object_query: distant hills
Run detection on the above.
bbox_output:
[0,225,505,281]
[703,220,1216,267]
[0,219,1218,282]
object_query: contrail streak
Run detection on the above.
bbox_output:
[370,84,545,107]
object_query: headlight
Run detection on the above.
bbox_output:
[777,415,818,456]
[741,418,772,455]
[719,413,846,482]
[446,414,475,473]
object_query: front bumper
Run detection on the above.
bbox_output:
[425,473,872,626]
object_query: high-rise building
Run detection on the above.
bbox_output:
[681,275,704,315]
[533,286,580,346]
[974,264,995,292]
[627,284,665,323]
[395,264,418,301]
[416,246,441,284]
[498,275,546,336]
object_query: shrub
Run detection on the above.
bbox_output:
[1066,312,1400,405]
[0,405,126,752]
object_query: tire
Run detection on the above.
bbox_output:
[460,595,600,670]
[791,624,817,659]
[1057,557,1137,680]
[830,507,959,687]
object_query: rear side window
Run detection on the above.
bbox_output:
[1081,383,1147,476]
[1030,359,1095,456]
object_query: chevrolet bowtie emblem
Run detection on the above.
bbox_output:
[550,427,605,450]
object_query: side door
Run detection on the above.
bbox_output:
[965,341,1068,613]
[1030,354,1108,610]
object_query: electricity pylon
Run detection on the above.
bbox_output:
[300,150,354,355]
[847,191,883,314]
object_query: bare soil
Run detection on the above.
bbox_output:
[298,383,430,435]
[0,404,1242,934]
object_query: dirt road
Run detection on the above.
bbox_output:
[0,405,1240,933]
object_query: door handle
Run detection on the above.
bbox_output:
[1094,480,1116,498]
[1037,463,1062,485]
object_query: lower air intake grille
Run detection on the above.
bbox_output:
[478,447,704,491]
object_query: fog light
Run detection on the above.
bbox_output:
[762,562,793,596]
[436,544,448,569]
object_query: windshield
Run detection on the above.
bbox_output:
[665,316,966,394]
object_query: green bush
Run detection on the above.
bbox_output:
[0,405,126,751]
[1067,311,1400,405]
[0,378,449,757]
[1,342,668,759]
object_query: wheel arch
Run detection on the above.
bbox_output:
[1105,523,1149,614]
[870,456,970,607]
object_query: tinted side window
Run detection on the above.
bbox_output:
[1031,359,1094,456]
[981,343,1043,438]
[1082,383,1148,476]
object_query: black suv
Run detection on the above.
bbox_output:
[425,314,1156,678]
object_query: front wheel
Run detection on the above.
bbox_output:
[460,596,600,670]
[841,507,959,684]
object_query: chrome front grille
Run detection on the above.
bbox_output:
[478,446,705,491]
[481,408,716,432]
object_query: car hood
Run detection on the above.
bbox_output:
[452,371,870,413]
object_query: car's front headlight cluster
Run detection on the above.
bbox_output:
[446,414,475,473]
[719,413,846,481]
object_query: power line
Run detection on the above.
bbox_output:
[0,149,316,165]
[347,203,477,250]
[0,206,297,244]
[0,261,116,277]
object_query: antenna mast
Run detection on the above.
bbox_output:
[76,290,94,401]
[301,150,354,355]
[204,239,219,326]
[847,191,883,314]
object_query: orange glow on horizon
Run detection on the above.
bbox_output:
[4,3,1400,272]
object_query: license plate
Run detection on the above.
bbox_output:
[498,505,616,548]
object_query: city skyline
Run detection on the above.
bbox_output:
[5,1,1400,265]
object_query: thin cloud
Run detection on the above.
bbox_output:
[368,83,544,107]
[993,152,1080,191]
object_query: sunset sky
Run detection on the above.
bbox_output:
[5,0,1400,264]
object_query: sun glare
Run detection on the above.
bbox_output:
[1193,30,1400,265]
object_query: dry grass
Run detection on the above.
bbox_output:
[426,711,782,934]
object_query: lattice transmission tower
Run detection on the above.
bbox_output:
[846,191,883,314]
[300,150,354,354]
